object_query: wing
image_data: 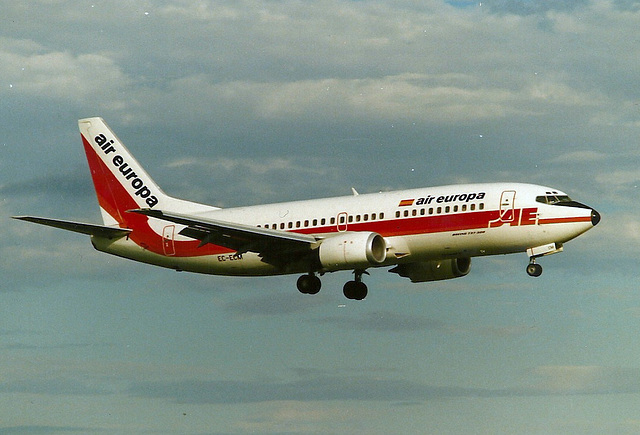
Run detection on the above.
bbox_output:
[130,209,319,264]
[13,216,131,239]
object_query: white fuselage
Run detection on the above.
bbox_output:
[93,182,597,276]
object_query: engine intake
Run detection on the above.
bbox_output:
[319,232,387,271]
[390,258,471,283]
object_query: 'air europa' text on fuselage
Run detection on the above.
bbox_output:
[94,133,159,208]
[414,192,486,206]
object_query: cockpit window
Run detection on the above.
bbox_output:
[536,194,572,205]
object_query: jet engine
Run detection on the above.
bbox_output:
[318,232,387,271]
[389,258,471,283]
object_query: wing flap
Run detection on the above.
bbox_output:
[13,216,131,239]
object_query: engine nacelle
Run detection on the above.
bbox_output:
[318,232,387,271]
[390,258,471,283]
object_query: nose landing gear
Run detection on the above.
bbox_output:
[526,261,543,277]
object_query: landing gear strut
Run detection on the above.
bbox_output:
[343,270,368,300]
[297,273,321,295]
[526,260,543,277]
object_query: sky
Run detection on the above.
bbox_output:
[1,0,640,433]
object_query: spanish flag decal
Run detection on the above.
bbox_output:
[398,199,414,207]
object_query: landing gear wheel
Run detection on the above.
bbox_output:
[526,263,543,277]
[343,281,368,300]
[297,274,321,294]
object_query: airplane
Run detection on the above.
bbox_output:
[13,117,600,300]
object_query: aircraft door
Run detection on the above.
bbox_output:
[337,212,348,232]
[162,225,176,256]
[499,190,516,222]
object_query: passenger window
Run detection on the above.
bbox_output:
[355,215,361,222]
[372,213,377,220]
[420,209,425,216]
[348,216,353,223]
[380,213,384,219]
[453,205,458,212]
[437,207,442,214]
[445,206,450,213]
[462,205,467,212]
[331,217,336,225]
[280,223,285,229]
[288,222,293,229]
[396,211,400,218]
[321,218,326,225]
[470,204,476,211]
[429,208,434,215]
[363,214,369,221]
[479,203,484,210]
[404,210,409,217]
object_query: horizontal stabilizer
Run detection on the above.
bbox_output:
[13,216,131,239]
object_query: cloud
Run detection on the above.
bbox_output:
[481,0,589,16]
[129,365,640,405]
[234,401,352,434]
[0,427,91,434]
[529,365,640,395]
[313,310,534,337]
[0,172,93,201]
[548,150,609,164]
[224,292,325,317]
[0,37,130,107]
[129,374,496,404]
[314,310,446,332]
[0,377,108,397]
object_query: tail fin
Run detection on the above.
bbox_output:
[79,117,216,227]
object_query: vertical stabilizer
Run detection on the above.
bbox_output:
[79,117,216,227]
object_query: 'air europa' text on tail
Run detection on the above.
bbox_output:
[94,133,159,208]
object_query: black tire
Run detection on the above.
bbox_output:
[297,275,321,294]
[526,263,543,277]
[343,281,368,300]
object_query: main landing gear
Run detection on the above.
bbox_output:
[526,259,543,277]
[343,270,368,301]
[296,270,369,300]
[297,273,321,295]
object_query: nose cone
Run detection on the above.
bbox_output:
[591,209,601,226]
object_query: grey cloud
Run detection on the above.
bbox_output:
[5,365,640,405]
[0,378,109,397]
[314,310,446,332]
[529,365,640,395]
[129,365,640,405]
[224,292,326,317]
[0,172,93,200]
[129,374,500,404]
[614,0,640,11]
[0,427,92,434]
[314,311,533,337]
[2,342,113,352]
[482,0,589,16]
